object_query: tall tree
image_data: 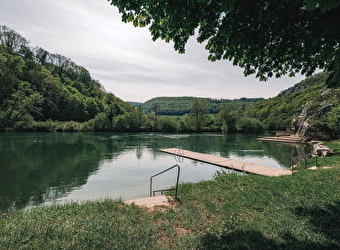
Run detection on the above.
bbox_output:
[33,47,49,66]
[108,0,340,87]
[0,46,25,108]
[188,98,208,131]
[0,25,28,53]
[136,104,145,130]
[1,81,43,130]
[327,105,340,138]
[217,104,237,132]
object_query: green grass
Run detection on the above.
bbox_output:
[0,200,158,249]
[1,143,340,249]
[324,140,340,154]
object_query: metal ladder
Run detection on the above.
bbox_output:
[291,153,318,170]
[150,164,181,200]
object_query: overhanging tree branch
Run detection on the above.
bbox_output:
[108,0,340,86]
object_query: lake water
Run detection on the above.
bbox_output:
[0,132,310,211]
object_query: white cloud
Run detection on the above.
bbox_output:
[0,0,305,102]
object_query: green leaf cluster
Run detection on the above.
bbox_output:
[109,0,340,87]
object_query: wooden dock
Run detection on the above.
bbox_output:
[160,148,292,177]
[258,135,303,143]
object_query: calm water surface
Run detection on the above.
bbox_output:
[0,132,310,211]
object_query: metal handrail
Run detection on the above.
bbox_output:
[174,147,184,163]
[174,146,184,155]
[150,164,181,200]
[291,153,318,170]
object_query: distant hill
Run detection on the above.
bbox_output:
[277,72,328,96]
[128,102,142,107]
[142,96,264,115]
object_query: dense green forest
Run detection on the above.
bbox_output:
[0,25,133,132]
[1,26,340,137]
[142,96,264,115]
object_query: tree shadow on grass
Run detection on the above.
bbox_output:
[200,231,280,250]
[200,202,340,250]
[294,201,340,248]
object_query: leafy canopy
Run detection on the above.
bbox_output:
[108,0,340,86]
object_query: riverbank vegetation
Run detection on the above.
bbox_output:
[1,141,339,249]
[1,26,340,138]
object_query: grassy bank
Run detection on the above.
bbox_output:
[1,143,339,249]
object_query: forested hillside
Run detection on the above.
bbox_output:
[0,25,133,131]
[1,26,339,137]
[142,96,264,115]
[139,72,339,137]
[244,72,329,130]
[278,72,328,96]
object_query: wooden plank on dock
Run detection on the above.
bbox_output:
[258,135,302,143]
[159,148,292,177]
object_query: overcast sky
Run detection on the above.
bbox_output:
[0,0,306,102]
